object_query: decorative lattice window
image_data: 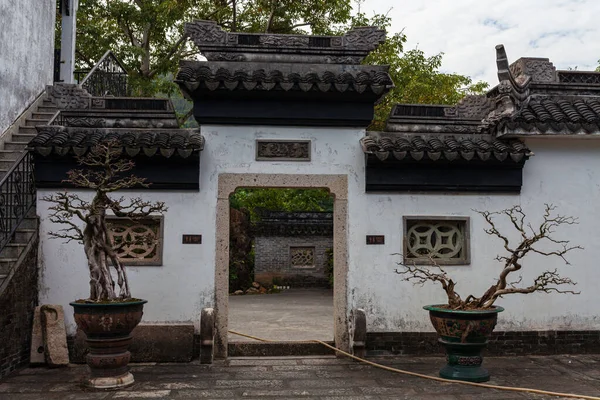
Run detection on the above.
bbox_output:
[403,217,470,265]
[107,216,164,266]
[290,247,315,268]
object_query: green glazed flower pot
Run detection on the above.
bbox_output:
[424,304,504,383]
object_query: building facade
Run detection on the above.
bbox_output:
[32,21,600,359]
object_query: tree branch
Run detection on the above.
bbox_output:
[176,108,194,127]
[396,204,583,310]
[149,33,189,78]
[265,0,278,33]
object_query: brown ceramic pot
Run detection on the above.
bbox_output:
[70,299,147,389]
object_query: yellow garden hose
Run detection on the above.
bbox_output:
[228,330,600,400]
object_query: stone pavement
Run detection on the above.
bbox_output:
[229,289,334,342]
[1,354,599,399]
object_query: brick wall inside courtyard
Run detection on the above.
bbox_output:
[253,211,333,288]
[254,235,333,287]
[0,239,38,378]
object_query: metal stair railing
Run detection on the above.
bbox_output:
[0,152,36,251]
[75,50,129,97]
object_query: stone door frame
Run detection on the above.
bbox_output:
[215,173,349,358]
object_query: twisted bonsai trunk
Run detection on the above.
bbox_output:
[44,141,166,302]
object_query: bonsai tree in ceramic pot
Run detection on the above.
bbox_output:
[396,205,581,383]
[43,141,167,389]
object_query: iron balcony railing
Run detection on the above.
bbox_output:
[0,152,36,251]
[75,50,129,97]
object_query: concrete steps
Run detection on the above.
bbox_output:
[17,126,37,135]
[0,96,49,287]
[0,211,37,285]
[12,133,37,142]
[0,97,56,181]
[228,341,336,357]
[24,118,51,127]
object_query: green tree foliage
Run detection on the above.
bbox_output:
[350,11,489,130]
[74,1,488,128]
[75,0,352,97]
[230,188,334,221]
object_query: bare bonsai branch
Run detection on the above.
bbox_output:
[394,255,465,309]
[395,205,582,310]
[473,204,582,308]
[44,140,166,302]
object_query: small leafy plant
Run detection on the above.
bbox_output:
[44,141,167,302]
[396,205,582,310]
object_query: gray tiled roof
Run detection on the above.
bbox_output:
[497,98,600,134]
[30,126,204,158]
[176,62,393,94]
[360,135,531,163]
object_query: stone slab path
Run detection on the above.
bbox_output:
[1,355,599,399]
[228,288,334,342]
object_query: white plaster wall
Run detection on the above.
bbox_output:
[37,126,600,334]
[349,139,600,332]
[0,0,56,134]
[38,126,364,334]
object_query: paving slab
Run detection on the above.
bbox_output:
[228,288,333,342]
[0,355,599,399]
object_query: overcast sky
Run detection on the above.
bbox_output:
[362,0,598,86]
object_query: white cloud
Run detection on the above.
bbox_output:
[363,0,599,85]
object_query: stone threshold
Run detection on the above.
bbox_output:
[228,341,336,357]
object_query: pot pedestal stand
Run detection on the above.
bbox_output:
[86,335,134,389]
[424,304,504,383]
[70,300,147,390]
[438,339,489,383]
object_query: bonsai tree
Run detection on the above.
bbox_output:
[43,141,168,302]
[396,205,582,310]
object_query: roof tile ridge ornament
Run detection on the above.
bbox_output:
[46,83,92,110]
[480,45,532,133]
[443,95,493,119]
[184,20,386,64]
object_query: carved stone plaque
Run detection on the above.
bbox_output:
[256,140,311,161]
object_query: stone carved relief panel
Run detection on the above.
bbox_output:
[444,95,493,119]
[46,84,91,110]
[186,20,227,44]
[403,216,470,265]
[260,35,309,47]
[290,247,315,268]
[91,98,106,108]
[107,216,164,266]
[343,26,386,49]
[509,58,556,83]
[558,72,600,84]
[185,20,385,54]
[256,140,311,161]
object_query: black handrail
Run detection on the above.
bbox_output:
[77,51,129,97]
[0,152,36,251]
[48,110,65,125]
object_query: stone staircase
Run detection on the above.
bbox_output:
[0,97,53,288]
[0,210,38,287]
[0,98,57,180]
